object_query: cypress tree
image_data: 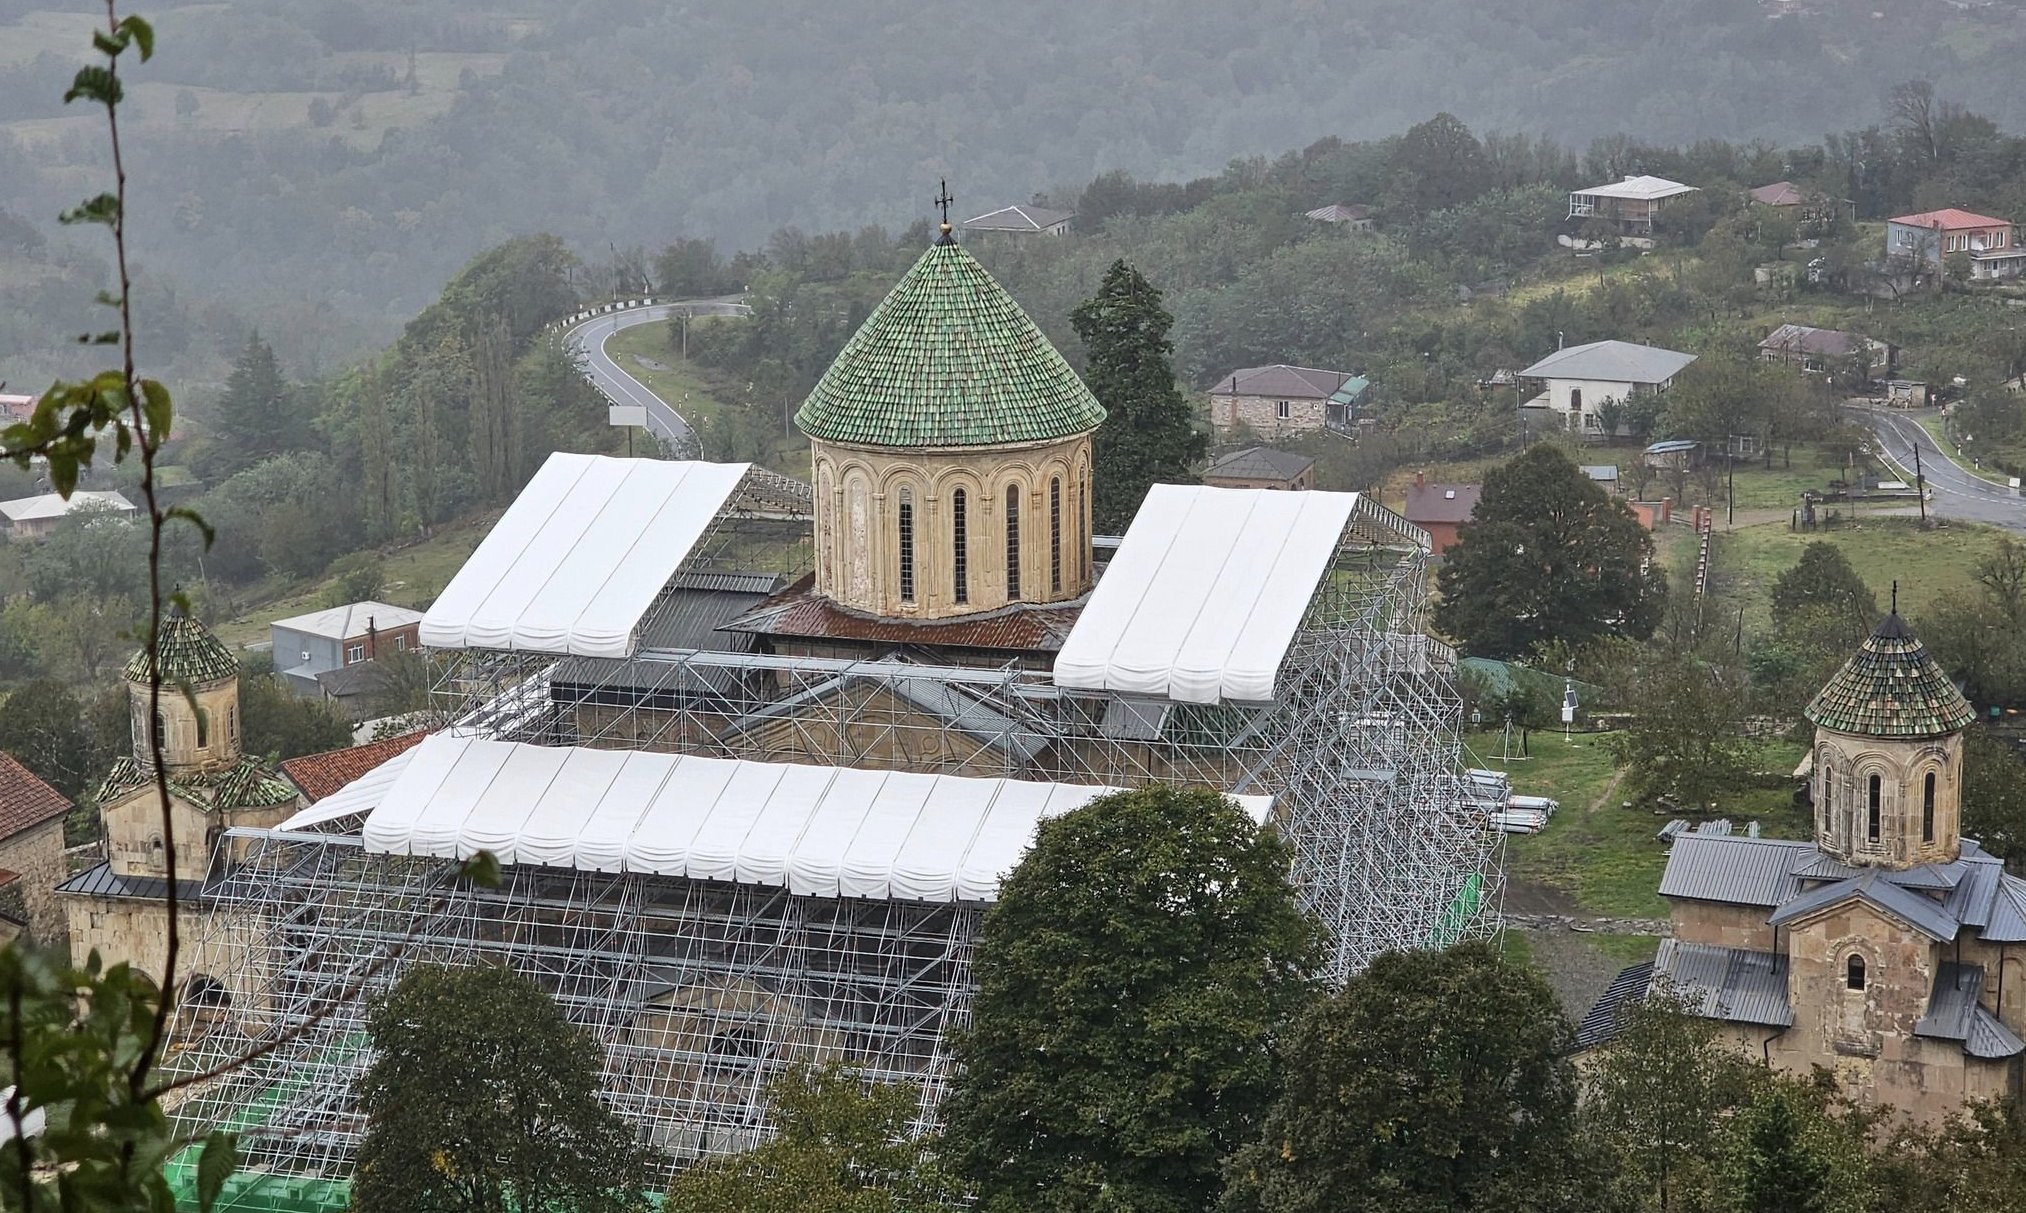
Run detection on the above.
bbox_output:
[1072,260,1205,532]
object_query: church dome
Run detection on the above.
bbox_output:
[123,608,238,685]
[794,240,1106,449]
[1805,612,1975,739]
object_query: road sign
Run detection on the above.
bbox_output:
[608,404,647,428]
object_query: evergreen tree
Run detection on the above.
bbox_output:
[1223,941,1595,1213]
[1723,1088,1835,1213]
[355,964,648,1213]
[942,786,1321,1213]
[1770,542,1877,648]
[1434,444,1665,658]
[1072,261,1205,532]
[206,332,304,477]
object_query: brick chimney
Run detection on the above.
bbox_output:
[1415,471,1426,488]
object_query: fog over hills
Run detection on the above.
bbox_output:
[5,0,2026,372]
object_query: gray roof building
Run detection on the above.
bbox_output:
[961,205,1074,234]
[1211,364,1361,400]
[1204,447,1316,483]
[1519,340,1698,386]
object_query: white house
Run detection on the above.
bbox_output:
[0,490,136,540]
[1567,175,1699,235]
[960,205,1074,236]
[1518,340,1697,437]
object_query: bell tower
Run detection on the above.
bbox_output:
[126,606,244,778]
[1804,610,1975,869]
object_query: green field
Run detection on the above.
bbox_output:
[1712,514,2003,632]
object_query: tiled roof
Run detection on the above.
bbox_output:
[1890,207,2012,231]
[1749,181,1806,207]
[1759,323,1871,359]
[1203,446,1315,482]
[722,574,1081,655]
[123,610,238,685]
[794,241,1105,449]
[280,731,429,803]
[97,754,298,813]
[1804,612,1974,738]
[0,752,70,840]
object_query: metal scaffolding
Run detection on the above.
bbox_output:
[162,501,1499,1187]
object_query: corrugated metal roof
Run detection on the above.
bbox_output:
[1658,834,1812,906]
[1768,869,1959,941]
[55,861,206,903]
[1915,962,1984,1042]
[721,671,1049,765]
[1204,446,1315,482]
[1651,939,1792,1028]
[1520,340,1696,385]
[1574,960,1655,1050]
[1967,1007,2025,1059]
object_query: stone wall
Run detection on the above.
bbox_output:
[1210,393,1327,442]
[0,818,69,946]
[61,897,269,1019]
[1670,899,1778,951]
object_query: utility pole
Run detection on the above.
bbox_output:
[1913,438,1928,524]
[1727,445,1736,526]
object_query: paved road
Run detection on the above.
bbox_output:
[1854,404,2026,532]
[563,296,747,457]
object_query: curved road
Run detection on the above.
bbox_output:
[563,296,747,457]
[1855,404,2026,532]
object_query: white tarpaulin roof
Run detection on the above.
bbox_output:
[1055,484,1365,704]
[277,749,419,831]
[419,453,750,658]
[352,735,1271,902]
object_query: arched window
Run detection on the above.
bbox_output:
[1846,954,1867,991]
[1005,485,1022,601]
[227,704,237,742]
[1821,761,1832,811]
[1923,771,1937,843]
[153,712,166,751]
[1867,774,1882,843]
[196,708,207,749]
[1050,477,1063,595]
[951,489,969,605]
[897,488,916,603]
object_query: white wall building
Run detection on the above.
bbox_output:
[1518,340,1697,437]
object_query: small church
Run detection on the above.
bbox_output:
[1585,610,2026,1119]
[56,609,300,1006]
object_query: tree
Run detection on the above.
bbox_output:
[1389,112,1491,212]
[1073,261,1206,532]
[355,963,648,1213]
[1223,941,1593,1213]
[239,672,353,761]
[0,680,104,801]
[942,786,1321,1213]
[1613,648,1754,806]
[1770,542,1878,653]
[1435,444,1665,658]
[1962,727,2026,865]
[205,332,308,478]
[1586,994,1764,1213]
[1974,536,2026,625]
[664,1066,956,1213]
[1720,1086,1840,1213]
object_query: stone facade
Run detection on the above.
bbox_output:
[1210,392,1328,442]
[1812,726,1962,868]
[0,817,68,945]
[810,432,1094,619]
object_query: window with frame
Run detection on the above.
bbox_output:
[1923,771,1937,843]
[1005,485,1022,601]
[393,635,407,651]
[1275,400,1291,420]
[897,489,916,603]
[228,704,237,741]
[1049,477,1062,595]
[346,643,366,663]
[1846,954,1866,990]
[952,488,968,604]
[1868,774,1882,843]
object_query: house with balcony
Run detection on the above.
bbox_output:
[1886,208,2026,281]
[1518,340,1696,438]
[1567,175,1698,235]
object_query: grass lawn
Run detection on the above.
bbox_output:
[1470,729,1808,921]
[1713,514,2003,633]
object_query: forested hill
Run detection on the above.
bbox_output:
[7,0,2026,367]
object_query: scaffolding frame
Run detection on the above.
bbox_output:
[164,504,1499,1187]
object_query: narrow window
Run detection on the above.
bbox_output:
[1276,400,1291,420]
[1846,955,1866,991]
[1080,471,1090,580]
[898,489,916,603]
[1569,387,1583,412]
[196,709,207,748]
[1867,774,1882,843]
[228,704,237,741]
[1050,477,1063,595]
[952,489,968,605]
[1923,771,1937,843]
[1005,485,1022,601]
[1822,764,1832,811]
[153,712,166,751]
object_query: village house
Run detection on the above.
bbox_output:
[1202,446,1315,491]
[960,205,1074,236]
[271,601,424,699]
[1518,340,1697,437]
[1304,203,1373,230]
[1400,473,1480,555]
[1208,364,1368,442]
[0,753,74,945]
[1582,614,2026,1123]
[1567,175,1699,235]
[1886,208,2026,280]
[0,490,136,540]
[1758,323,1893,379]
[1748,180,1837,225]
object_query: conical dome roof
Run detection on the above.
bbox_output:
[1805,612,1974,739]
[794,241,1106,448]
[123,607,238,685]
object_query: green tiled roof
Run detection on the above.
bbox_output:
[1806,613,1975,738]
[124,611,238,685]
[794,241,1105,448]
[96,754,299,812]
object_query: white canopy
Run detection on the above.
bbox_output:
[1055,484,1363,704]
[352,735,1272,902]
[419,453,750,658]
[277,749,418,831]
